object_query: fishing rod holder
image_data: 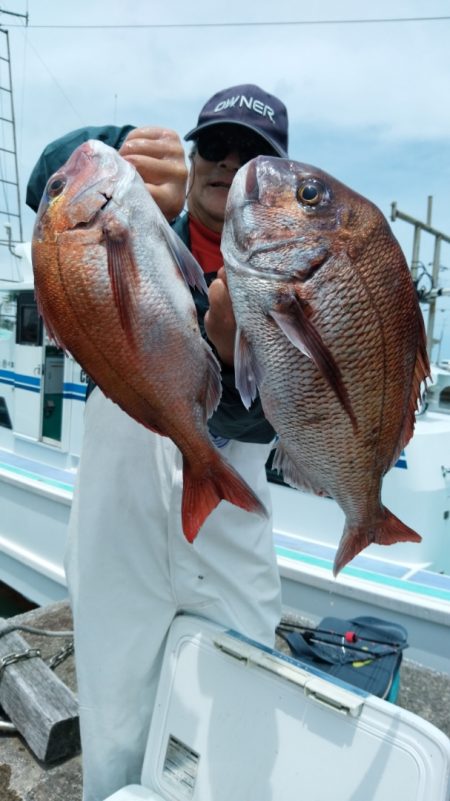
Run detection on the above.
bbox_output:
[391,199,450,358]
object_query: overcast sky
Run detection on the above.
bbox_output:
[2,0,450,357]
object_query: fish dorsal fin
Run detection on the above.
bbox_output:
[34,283,68,354]
[103,221,140,346]
[270,293,357,431]
[160,221,208,294]
[234,327,264,410]
[389,318,430,467]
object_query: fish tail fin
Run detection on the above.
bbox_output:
[181,453,267,542]
[333,508,422,576]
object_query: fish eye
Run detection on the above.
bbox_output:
[297,180,324,207]
[47,175,66,198]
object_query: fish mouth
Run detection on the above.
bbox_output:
[244,158,260,200]
[225,243,329,283]
[245,236,316,258]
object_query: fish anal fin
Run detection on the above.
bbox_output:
[204,342,222,419]
[270,294,357,431]
[333,507,422,576]
[234,327,264,410]
[103,225,140,345]
[181,453,267,542]
[272,441,326,495]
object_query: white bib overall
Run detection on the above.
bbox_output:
[65,388,281,801]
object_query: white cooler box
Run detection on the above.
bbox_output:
[105,614,450,801]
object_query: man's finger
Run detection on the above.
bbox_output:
[204,276,236,366]
[145,183,186,221]
[122,126,181,144]
[120,137,185,162]
[124,154,187,186]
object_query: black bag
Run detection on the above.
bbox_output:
[277,616,408,701]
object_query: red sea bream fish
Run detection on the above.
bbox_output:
[31,139,266,541]
[222,156,430,574]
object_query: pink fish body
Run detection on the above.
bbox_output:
[31,140,266,541]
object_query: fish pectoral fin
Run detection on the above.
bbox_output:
[270,295,357,431]
[234,327,264,409]
[160,222,208,294]
[103,227,140,344]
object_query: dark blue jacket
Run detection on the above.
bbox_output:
[171,214,275,444]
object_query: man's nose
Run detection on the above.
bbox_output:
[218,148,241,170]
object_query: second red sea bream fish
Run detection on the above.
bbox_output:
[222,156,430,574]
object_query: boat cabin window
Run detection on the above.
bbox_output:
[0,396,12,428]
[0,293,15,338]
[16,291,43,346]
[440,386,450,412]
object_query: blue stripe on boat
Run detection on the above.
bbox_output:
[394,450,407,469]
[13,372,41,392]
[0,369,15,386]
[63,382,87,401]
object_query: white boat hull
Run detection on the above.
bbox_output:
[0,408,449,672]
[0,449,73,605]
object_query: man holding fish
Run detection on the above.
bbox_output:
[28,84,290,801]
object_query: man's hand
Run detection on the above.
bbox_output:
[119,127,188,221]
[204,268,236,367]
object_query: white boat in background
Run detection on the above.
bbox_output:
[0,26,449,667]
[1,236,450,672]
[0,243,84,604]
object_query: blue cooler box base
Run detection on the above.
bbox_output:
[105,614,450,801]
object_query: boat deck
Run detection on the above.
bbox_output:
[275,530,450,606]
[0,448,76,499]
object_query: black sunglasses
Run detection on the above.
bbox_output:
[196,129,276,166]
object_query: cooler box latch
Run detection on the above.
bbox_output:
[214,632,365,717]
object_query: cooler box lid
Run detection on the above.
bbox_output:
[110,614,450,801]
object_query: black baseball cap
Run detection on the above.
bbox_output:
[184,83,288,157]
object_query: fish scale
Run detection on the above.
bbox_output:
[222,156,430,574]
